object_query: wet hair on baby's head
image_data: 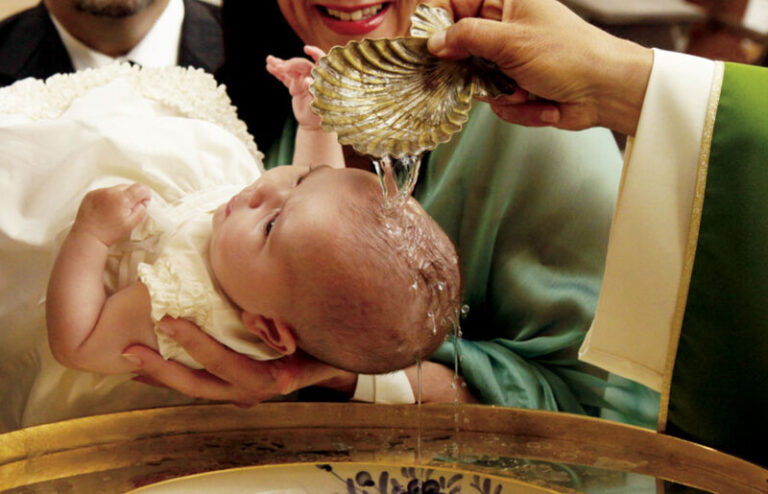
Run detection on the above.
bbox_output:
[289,179,461,374]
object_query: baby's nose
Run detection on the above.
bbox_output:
[247,180,289,209]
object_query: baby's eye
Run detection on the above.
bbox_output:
[265,214,279,236]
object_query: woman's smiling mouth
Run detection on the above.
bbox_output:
[321,3,386,21]
[316,2,392,35]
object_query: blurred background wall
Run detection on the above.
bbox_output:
[1,0,37,19]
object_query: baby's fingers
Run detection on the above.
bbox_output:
[266,55,291,85]
[288,75,314,98]
[304,45,326,63]
[123,183,151,224]
[124,182,151,206]
[282,57,315,79]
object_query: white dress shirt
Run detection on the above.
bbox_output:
[49,0,184,71]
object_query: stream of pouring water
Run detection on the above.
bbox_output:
[371,154,467,485]
[372,154,422,211]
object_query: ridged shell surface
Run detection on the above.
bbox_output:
[409,3,453,37]
[309,4,516,158]
[311,36,474,158]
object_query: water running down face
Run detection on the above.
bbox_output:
[277,0,421,52]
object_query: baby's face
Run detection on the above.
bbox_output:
[209,165,378,320]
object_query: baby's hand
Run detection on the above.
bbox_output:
[266,45,326,131]
[72,183,151,247]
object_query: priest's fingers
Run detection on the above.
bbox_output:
[476,88,528,105]
[424,0,503,21]
[425,0,651,135]
[488,100,561,127]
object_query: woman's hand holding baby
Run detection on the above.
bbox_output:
[124,317,357,407]
[72,183,152,247]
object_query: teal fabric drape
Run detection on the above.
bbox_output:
[267,103,658,427]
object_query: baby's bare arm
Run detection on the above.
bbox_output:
[47,184,158,374]
[266,46,345,169]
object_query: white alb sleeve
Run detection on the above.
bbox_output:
[580,49,716,391]
[352,370,415,404]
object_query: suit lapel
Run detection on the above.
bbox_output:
[0,3,74,85]
[178,0,223,75]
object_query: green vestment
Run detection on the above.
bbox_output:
[665,62,768,467]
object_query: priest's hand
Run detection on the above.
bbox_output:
[424,0,652,136]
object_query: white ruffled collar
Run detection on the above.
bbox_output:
[0,63,262,162]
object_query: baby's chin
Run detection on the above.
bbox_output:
[210,203,226,229]
[208,205,227,266]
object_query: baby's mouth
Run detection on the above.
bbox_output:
[318,3,389,22]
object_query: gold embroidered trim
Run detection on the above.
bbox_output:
[657,61,725,432]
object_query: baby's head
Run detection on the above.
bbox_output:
[209,165,461,373]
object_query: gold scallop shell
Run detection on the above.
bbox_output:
[409,2,453,37]
[310,4,516,158]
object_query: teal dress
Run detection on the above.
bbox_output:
[267,103,658,427]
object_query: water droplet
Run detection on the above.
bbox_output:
[460,304,470,318]
[428,312,437,335]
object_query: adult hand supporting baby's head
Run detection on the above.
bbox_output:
[122,317,357,407]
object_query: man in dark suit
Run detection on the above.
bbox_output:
[0,0,222,87]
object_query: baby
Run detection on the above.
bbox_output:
[46,49,461,378]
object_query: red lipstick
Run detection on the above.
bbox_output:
[316,2,391,36]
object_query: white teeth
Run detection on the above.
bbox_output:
[325,4,384,21]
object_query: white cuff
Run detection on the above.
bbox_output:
[352,370,415,404]
[580,49,715,391]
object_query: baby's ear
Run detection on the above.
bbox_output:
[241,312,297,356]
